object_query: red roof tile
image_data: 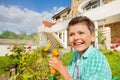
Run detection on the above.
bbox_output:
[43,20,55,27]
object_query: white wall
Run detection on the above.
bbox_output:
[79,0,120,21]
[0,45,10,56]
[0,45,37,56]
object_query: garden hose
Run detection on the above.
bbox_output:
[50,74,54,80]
[44,43,59,80]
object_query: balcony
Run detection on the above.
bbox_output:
[78,0,120,23]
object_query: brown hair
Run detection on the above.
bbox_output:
[67,16,95,34]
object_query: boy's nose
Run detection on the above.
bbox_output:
[74,34,80,40]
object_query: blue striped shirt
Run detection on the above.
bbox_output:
[68,45,112,80]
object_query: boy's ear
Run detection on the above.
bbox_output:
[92,33,96,42]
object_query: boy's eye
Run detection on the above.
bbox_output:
[69,33,74,36]
[79,32,84,34]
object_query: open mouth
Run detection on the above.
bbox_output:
[73,42,84,46]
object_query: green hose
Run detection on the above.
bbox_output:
[50,74,54,80]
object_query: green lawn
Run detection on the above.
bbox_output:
[101,50,120,79]
[0,56,10,75]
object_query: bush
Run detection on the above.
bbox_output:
[11,47,51,80]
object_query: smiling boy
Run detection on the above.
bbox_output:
[49,16,112,80]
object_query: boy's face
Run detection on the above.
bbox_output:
[68,23,95,53]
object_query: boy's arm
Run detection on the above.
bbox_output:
[49,58,72,80]
[58,66,72,80]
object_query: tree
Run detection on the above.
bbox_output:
[0,30,17,39]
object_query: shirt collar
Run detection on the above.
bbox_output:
[74,45,94,60]
[82,45,94,59]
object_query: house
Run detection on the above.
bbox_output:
[38,0,120,50]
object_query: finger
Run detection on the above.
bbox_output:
[49,58,54,63]
[49,66,52,69]
[49,60,52,63]
[49,62,53,68]
[49,63,56,70]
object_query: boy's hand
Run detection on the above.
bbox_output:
[49,58,63,71]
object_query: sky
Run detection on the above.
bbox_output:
[0,0,71,34]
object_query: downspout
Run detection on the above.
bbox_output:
[94,20,99,49]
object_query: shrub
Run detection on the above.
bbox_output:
[10,47,51,80]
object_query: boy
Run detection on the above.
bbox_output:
[49,16,112,80]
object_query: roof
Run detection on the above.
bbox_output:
[43,20,55,27]
[52,7,71,19]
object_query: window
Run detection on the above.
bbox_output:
[83,0,100,11]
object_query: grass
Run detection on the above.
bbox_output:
[101,50,120,79]
[0,56,10,75]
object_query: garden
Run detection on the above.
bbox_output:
[0,44,120,80]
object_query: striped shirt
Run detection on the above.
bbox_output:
[68,45,112,80]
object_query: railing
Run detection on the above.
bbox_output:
[0,39,35,45]
[80,0,115,13]
[43,29,67,48]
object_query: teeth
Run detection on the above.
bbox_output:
[74,42,82,45]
